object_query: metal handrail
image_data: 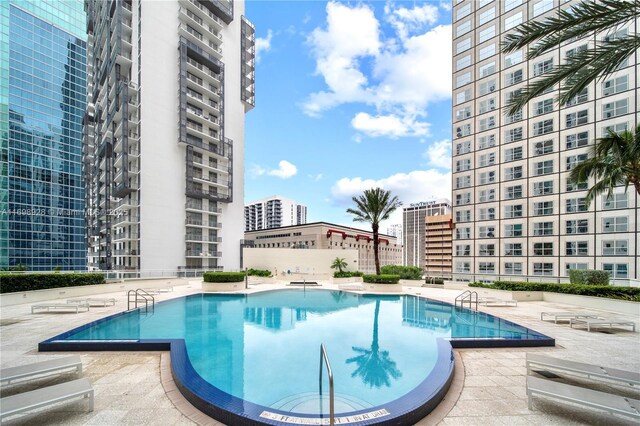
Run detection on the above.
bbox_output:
[319,343,335,426]
[127,289,155,312]
[455,290,478,310]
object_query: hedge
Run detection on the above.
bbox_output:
[569,269,609,285]
[333,271,364,278]
[203,272,246,282]
[247,269,271,277]
[380,265,423,280]
[0,273,105,294]
[469,281,640,302]
[363,274,401,284]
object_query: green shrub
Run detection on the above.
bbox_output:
[363,274,401,284]
[0,273,105,294]
[333,271,364,278]
[247,269,271,277]
[380,265,422,280]
[569,269,610,285]
[203,272,245,282]
[469,281,639,302]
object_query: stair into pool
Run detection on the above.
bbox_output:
[270,391,372,414]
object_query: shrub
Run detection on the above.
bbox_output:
[247,269,271,277]
[469,281,640,302]
[333,271,364,278]
[363,274,401,284]
[203,272,246,283]
[569,269,610,285]
[0,273,105,294]
[380,265,423,280]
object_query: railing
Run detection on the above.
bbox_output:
[319,344,335,426]
[455,290,478,310]
[127,289,154,312]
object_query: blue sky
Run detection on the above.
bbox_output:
[244,0,453,230]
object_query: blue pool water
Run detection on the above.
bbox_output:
[43,290,552,424]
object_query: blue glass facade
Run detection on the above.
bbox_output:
[0,2,87,270]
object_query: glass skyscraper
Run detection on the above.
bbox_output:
[1,0,87,270]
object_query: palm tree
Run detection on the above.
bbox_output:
[330,257,348,273]
[569,125,640,207]
[346,188,401,275]
[501,0,640,115]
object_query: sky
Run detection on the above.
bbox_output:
[244,0,453,231]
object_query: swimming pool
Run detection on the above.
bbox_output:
[40,290,554,425]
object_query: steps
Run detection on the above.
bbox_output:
[270,391,372,414]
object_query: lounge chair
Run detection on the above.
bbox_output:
[526,375,640,420]
[67,297,116,307]
[526,353,640,387]
[142,287,173,295]
[478,297,517,307]
[540,312,599,324]
[0,378,93,422]
[570,318,636,332]
[31,303,89,314]
[1,356,83,386]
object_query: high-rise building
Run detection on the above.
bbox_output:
[244,195,307,231]
[402,199,452,270]
[425,213,453,277]
[1,0,87,271]
[84,0,254,272]
[451,0,638,281]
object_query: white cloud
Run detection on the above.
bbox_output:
[351,112,429,138]
[255,29,273,63]
[385,3,439,40]
[308,173,323,181]
[251,160,298,179]
[424,139,451,169]
[439,1,452,12]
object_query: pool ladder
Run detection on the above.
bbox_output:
[319,343,335,426]
[455,290,478,310]
[127,289,155,312]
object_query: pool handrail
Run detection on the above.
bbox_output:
[127,289,155,312]
[319,343,335,426]
[455,290,478,310]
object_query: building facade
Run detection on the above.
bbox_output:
[244,222,402,274]
[425,213,453,277]
[451,0,638,281]
[402,199,452,270]
[1,0,87,270]
[244,195,307,231]
[84,0,254,272]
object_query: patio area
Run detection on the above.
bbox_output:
[1,279,638,425]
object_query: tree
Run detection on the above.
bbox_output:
[501,0,640,115]
[330,257,348,273]
[569,125,640,207]
[346,188,401,275]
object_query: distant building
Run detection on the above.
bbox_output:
[402,199,452,270]
[244,195,307,231]
[425,213,453,277]
[387,224,403,240]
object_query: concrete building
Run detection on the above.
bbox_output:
[244,195,307,231]
[244,222,402,274]
[84,0,254,272]
[402,199,452,270]
[0,0,87,270]
[452,0,638,281]
[425,213,453,277]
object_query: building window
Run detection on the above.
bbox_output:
[505,166,523,181]
[479,44,496,61]
[602,122,628,137]
[504,243,522,256]
[479,26,496,43]
[479,189,496,202]
[505,127,523,143]
[456,3,471,20]
[479,244,495,256]
[456,227,471,239]
[456,20,471,37]
[478,134,496,149]
[534,140,554,155]
[505,185,523,199]
[479,226,496,238]
[479,262,495,273]
[534,201,553,215]
[479,79,497,96]
[456,124,472,138]
[602,240,628,256]
[603,216,628,233]
[566,241,588,256]
[505,109,523,124]
[565,88,589,106]
[504,50,523,67]
[533,263,554,276]
[505,262,523,275]
[479,116,496,131]
[479,62,496,79]
[455,244,471,256]
[455,192,471,205]
[534,99,553,116]
[455,89,472,105]
[533,181,553,195]
[566,154,588,170]
[479,98,497,113]
[566,132,589,149]
[566,110,588,128]
[504,204,523,218]
[533,119,553,136]
[506,69,523,86]
[533,222,554,236]
[479,207,496,220]
[455,107,472,122]
[456,72,472,88]
[602,99,628,119]
[504,146,523,162]
[603,263,628,278]
[455,175,471,189]
[505,0,522,12]
[479,170,496,184]
[479,8,495,25]
[455,210,471,222]
[566,219,588,234]
[535,160,553,176]
[504,12,523,30]
[602,75,628,96]
[479,152,496,167]
[533,58,553,76]
[456,262,471,273]
[533,0,553,16]
[566,179,589,192]
[504,223,523,237]
[456,56,472,71]
[456,141,472,155]
[566,198,588,213]
[565,263,588,276]
[456,38,471,54]
[565,44,588,59]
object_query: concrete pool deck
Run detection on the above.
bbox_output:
[0,279,638,425]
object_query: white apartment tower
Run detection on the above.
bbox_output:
[451,0,638,281]
[84,0,255,271]
[244,196,308,231]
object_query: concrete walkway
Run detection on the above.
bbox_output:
[1,279,638,425]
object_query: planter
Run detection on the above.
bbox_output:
[362,283,403,293]
[202,281,245,292]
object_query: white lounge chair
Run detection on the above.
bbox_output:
[527,375,640,420]
[526,353,640,387]
[570,318,636,332]
[67,297,116,307]
[0,378,93,422]
[540,311,599,324]
[479,297,517,307]
[31,303,89,314]
[1,356,82,386]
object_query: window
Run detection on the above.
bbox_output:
[602,240,628,256]
[455,192,471,205]
[504,12,523,30]
[603,28,628,42]
[565,263,588,276]
[479,116,496,131]
[566,179,588,192]
[602,122,628,137]
[504,223,523,237]
[505,109,523,124]
[456,72,471,88]
[566,219,588,234]
[533,119,553,135]
[534,99,553,116]
[456,56,471,71]
[566,132,588,149]
[566,241,588,256]
[533,0,553,16]
[505,262,523,275]
[505,204,523,218]
[456,124,471,138]
[565,44,587,59]
[602,75,628,96]
[505,146,523,162]
[505,88,521,103]
[456,107,472,121]
[533,241,553,256]
[479,134,496,149]
[479,207,496,220]
[456,38,471,54]
[479,62,496,78]
[533,58,553,76]
[505,0,522,12]
[478,152,496,167]
[504,50,522,67]
[479,8,495,25]
[479,98,496,113]
[455,89,471,105]
[505,166,523,181]
[479,79,497,96]
[533,222,554,236]
[504,243,522,256]
[534,140,553,155]
[565,110,588,128]
[479,170,496,184]
[506,69,523,86]
[533,263,554,276]
[479,262,495,273]
[603,193,627,209]
[456,20,471,37]
[455,140,471,155]
[456,4,471,20]
[455,210,471,223]
[603,263,628,278]
[456,262,471,273]
[602,216,628,233]
[479,0,494,7]
[535,160,553,176]
[533,181,553,195]
[565,88,589,106]
[566,154,588,170]
[455,244,471,256]
[456,175,471,188]
[534,201,553,215]
[602,99,628,119]
[479,244,495,256]
[479,26,495,43]
[566,198,587,212]
[505,127,523,143]
[479,44,496,61]
[479,226,496,238]
[456,227,471,239]
[505,185,523,199]
[479,189,496,202]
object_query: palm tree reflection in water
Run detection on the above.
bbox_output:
[346,300,402,388]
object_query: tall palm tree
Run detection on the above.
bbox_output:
[569,125,640,207]
[501,0,640,115]
[346,188,401,275]
[330,257,348,273]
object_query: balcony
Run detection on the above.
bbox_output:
[185,250,222,258]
